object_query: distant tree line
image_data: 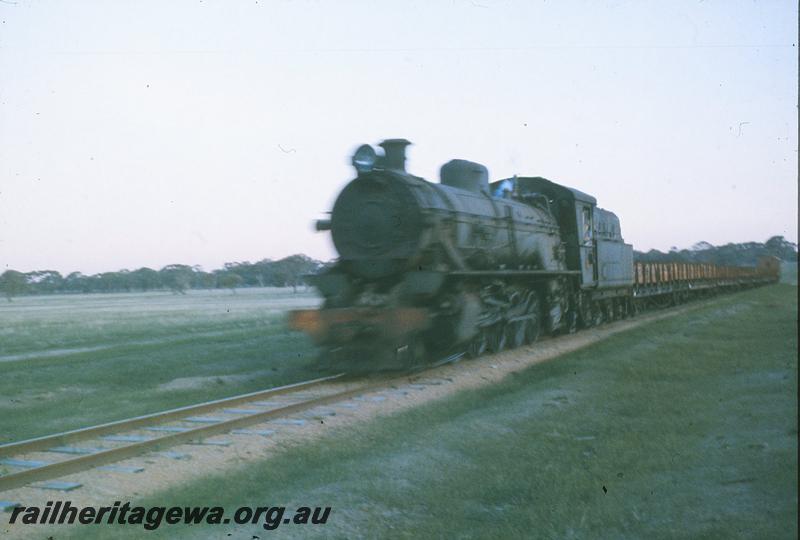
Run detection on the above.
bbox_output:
[2,237,796,301]
[634,236,798,266]
[0,254,324,301]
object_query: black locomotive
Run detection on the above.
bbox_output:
[289,139,777,369]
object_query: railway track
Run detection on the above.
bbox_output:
[0,351,466,496]
[0,373,395,493]
[0,292,742,497]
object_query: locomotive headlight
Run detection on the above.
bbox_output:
[351,144,377,174]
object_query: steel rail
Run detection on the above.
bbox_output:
[0,373,344,459]
[0,376,392,493]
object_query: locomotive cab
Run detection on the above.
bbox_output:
[489,176,633,290]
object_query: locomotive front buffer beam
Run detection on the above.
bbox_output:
[288,307,431,346]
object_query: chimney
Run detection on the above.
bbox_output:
[378,139,411,172]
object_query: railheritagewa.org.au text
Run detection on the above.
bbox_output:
[7,501,331,531]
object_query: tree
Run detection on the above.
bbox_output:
[636,238,798,266]
[63,272,90,293]
[0,270,28,301]
[159,264,194,294]
[131,267,161,291]
[218,272,244,293]
[765,236,798,260]
[194,270,216,290]
[270,254,323,292]
[95,271,129,292]
[25,270,63,294]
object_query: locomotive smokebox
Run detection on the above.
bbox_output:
[379,139,411,172]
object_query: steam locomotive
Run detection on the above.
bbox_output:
[289,139,779,369]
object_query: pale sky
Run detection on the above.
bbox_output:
[0,0,797,274]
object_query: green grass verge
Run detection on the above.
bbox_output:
[49,284,796,539]
[0,288,321,442]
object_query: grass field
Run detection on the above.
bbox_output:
[0,288,321,443]
[54,283,796,539]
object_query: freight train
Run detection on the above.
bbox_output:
[289,139,780,369]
